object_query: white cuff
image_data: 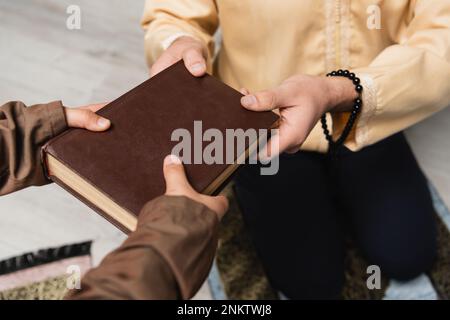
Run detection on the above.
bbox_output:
[161,32,194,50]
[354,73,378,147]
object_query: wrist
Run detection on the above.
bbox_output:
[324,76,359,113]
[173,35,199,45]
[171,36,208,61]
[171,35,206,51]
[162,33,193,51]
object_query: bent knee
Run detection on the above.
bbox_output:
[369,239,437,281]
[271,262,345,299]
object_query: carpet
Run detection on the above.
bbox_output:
[0,241,92,300]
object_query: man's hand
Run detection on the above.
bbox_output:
[240,75,358,158]
[64,103,111,131]
[150,36,208,77]
[163,154,229,219]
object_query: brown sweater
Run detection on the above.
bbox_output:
[0,101,219,299]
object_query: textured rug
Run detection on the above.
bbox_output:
[215,184,450,300]
[0,241,92,300]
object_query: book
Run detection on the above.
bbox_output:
[42,61,278,233]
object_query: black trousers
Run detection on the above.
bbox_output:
[234,133,437,299]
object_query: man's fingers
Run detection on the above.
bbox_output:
[81,102,108,112]
[182,47,207,77]
[65,108,111,131]
[163,155,192,194]
[258,125,297,160]
[162,155,229,219]
[150,53,180,77]
[258,136,291,160]
[285,145,301,154]
[241,85,290,111]
[240,88,250,95]
[150,46,206,78]
[240,79,301,112]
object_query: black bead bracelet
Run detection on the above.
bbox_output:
[321,69,363,154]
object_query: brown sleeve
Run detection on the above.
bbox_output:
[66,195,219,300]
[0,101,67,195]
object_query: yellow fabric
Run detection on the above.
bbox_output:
[142,0,450,152]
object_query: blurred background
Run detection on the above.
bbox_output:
[0,0,449,300]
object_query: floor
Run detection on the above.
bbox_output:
[0,0,449,300]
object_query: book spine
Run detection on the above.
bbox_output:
[40,141,53,180]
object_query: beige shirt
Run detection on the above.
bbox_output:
[141,0,450,152]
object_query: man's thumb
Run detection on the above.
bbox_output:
[65,108,110,131]
[163,155,189,194]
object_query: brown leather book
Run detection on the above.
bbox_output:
[42,61,278,233]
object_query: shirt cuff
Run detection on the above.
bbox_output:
[331,72,379,151]
[353,73,379,148]
[44,100,68,138]
[161,32,195,50]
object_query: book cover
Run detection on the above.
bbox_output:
[42,61,278,233]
